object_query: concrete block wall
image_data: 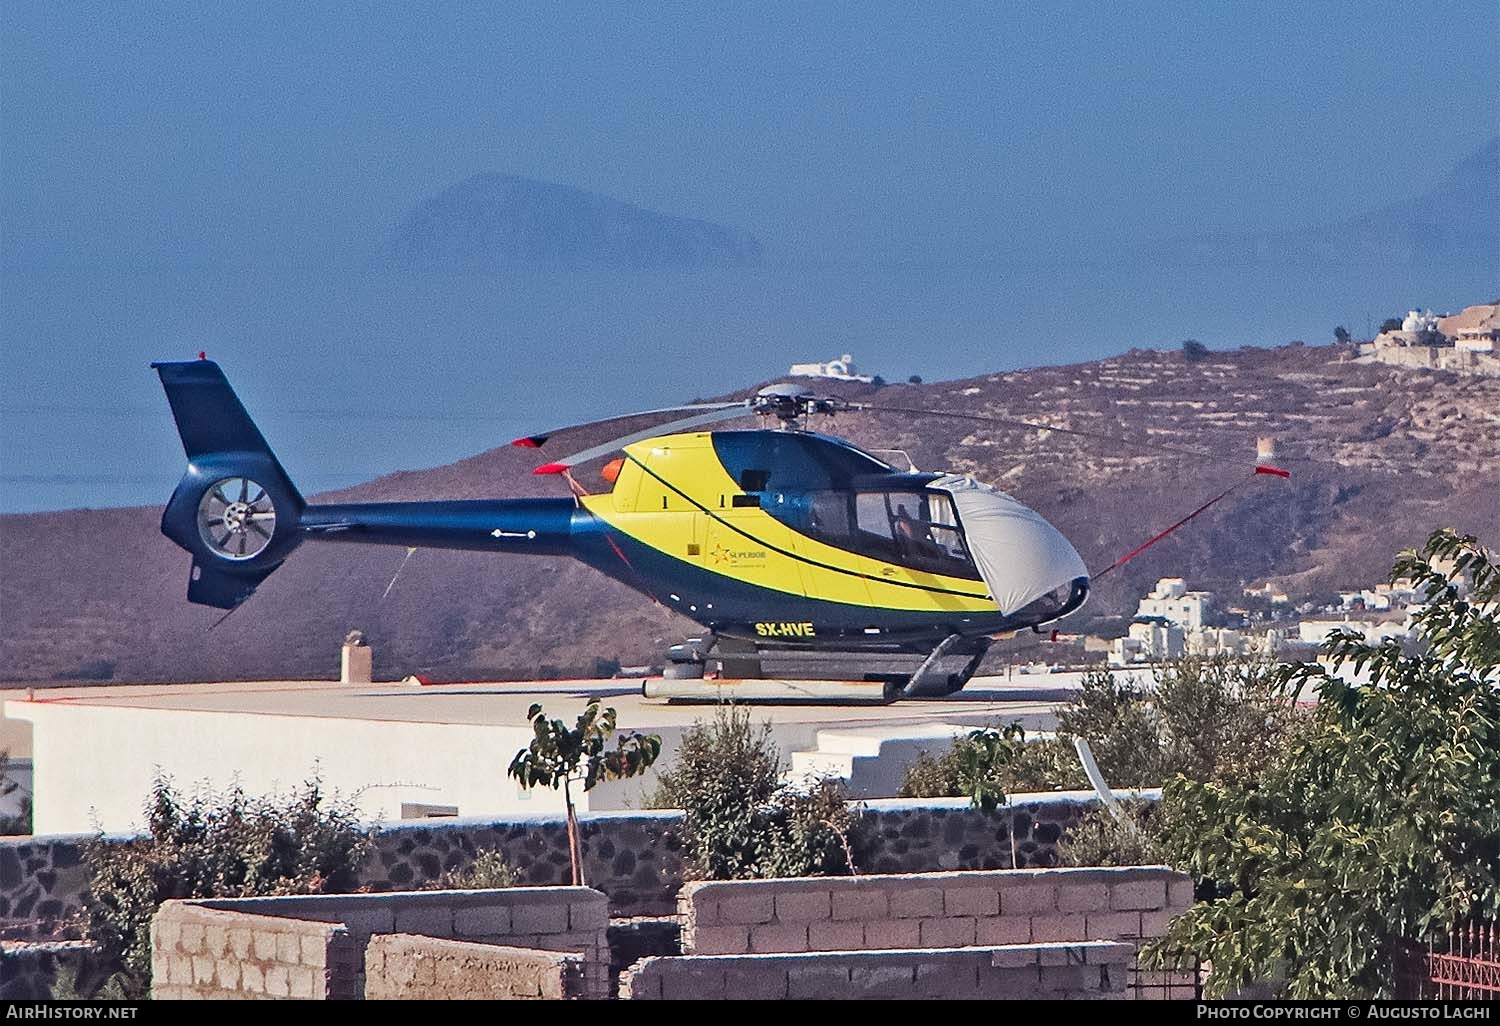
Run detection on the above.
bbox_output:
[621,941,1135,1000]
[364,934,585,1000]
[150,904,360,1000]
[680,866,1193,957]
[189,887,611,999]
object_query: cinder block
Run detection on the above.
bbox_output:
[203,925,228,957]
[716,892,775,925]
[1139,909,1179,939]
[288,966,316,1000]
[179,922,205,954]
[945,886,1000,917]
[1086,911,1143,940]
[774,889,831,923]
[688,925,750,955]
[725,966,789,1000]
[1040,963,1087,992]
[276,933,301,964]
[240,962,264,994]
[1035,944,1087,966]
[1110,878,1168,911]
[513,902,571,934]
[1028,913,1088,943]
[252,930,279,961]
[660,964,728,1001]
[863,918,921,949]
[192,955,215,986]
[888,887,944,919]
[990,945,1040,969]
[168,957,193,987]
[919,917,977,948]
[214,958,241,990]
[155,918,182,951]
[336,908,396,936]
[750,922,811,953]
[977,916,1031,945]
[832,889,888,921]
[1057,884,1111,913]
[850,964,919,998]
[228,929,252,960]
[396,905,457,936]
[568,899,608,931]
[264,965,291,998]
[1168,877,1195,910]
[787,965,850,1000]
[914,962,980,997]
[808,920,865,951]
[1000,884,1056,915]
[454,906,513,938]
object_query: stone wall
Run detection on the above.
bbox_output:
[621,941,1136,1000]
[0,834,89,935]
[184,886,611,1000]
[679,866,1191,956]
[2,792,1112,932]
[149,903,360,1000]
[0,941,97,1000]
[364,934,585,1000]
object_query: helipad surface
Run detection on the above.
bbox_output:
[3,673,1086,836]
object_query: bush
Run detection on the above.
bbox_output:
[1059,801,1175,868]
[431,847,516,889]
[1149,530,1500,998]
[0,750,31,836]
[1182,339,1210,362]
[647,704,857,879]
[82,775,372,997]
[1057,659,1298,789]
[900,725,1085,806]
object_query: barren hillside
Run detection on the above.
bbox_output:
[2,343,1496,683]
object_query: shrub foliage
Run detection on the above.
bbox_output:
[82,776,372,997]
[1150,530,1500,998]
[647,704,857,879]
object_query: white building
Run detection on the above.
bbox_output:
[788,353,875,382]
[1108,618,1185,666]
[1136,578,1214,630]
[1297,617,1414,648]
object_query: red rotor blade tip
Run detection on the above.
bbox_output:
[533,462,569,475]
[511,435,547,449]
[1255,465,1291,478]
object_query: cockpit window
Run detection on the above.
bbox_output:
[765,489,979,579]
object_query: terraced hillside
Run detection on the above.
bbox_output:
[2,343,1496,684]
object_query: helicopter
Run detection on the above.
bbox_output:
[151,359,1288,701]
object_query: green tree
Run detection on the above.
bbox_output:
[1182,339,1210,362]
[1149,530,1500,998]
[1380,316,1404,334]
[508,698,661,886]
[1334,325,1351,343]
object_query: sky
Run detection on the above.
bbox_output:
[4,1,1497,268]
[1,2,1497,512]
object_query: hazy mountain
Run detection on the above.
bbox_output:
[388,173,765,270]
[1148,138,1500,269]
[4,342,1497,685]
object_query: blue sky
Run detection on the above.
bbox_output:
[4,1,1497,267]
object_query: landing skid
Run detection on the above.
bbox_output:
[653,632,992,703]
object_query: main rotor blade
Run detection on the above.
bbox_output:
[530,405,754,474]
[512,402,744,449]
[863,403,1289,464]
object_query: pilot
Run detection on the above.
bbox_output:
[893,503,920,545]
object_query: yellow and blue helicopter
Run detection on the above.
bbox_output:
[153,359,1286,700]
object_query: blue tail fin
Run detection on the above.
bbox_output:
[153,360,304,608]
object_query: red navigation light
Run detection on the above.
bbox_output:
[197,351,207,360]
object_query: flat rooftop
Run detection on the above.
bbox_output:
[3,674,1084,730]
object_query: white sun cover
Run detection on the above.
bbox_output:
[932,474,1090,616]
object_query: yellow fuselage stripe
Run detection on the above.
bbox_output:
[578,433,998,614]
